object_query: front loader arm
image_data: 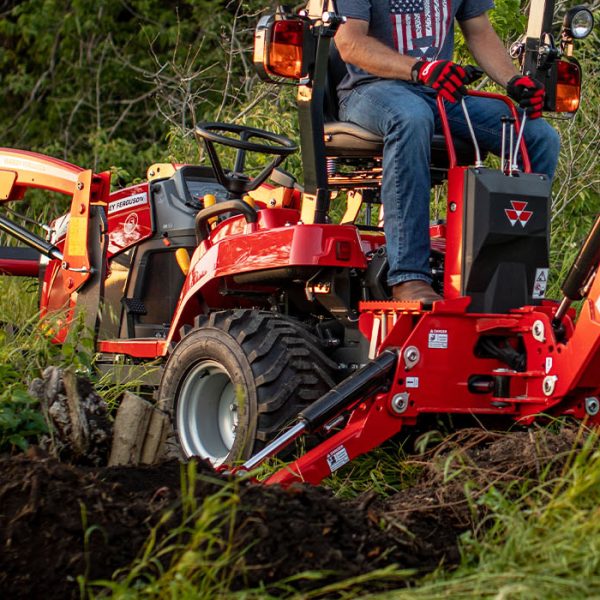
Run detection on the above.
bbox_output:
[0,148,110,291]
[0,147,84,199]
[0,148,111,343]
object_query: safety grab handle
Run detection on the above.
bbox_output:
[437,90,531,172]
[194,199,258,243]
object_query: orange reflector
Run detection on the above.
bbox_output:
[204,193,218,227]
[555,60,581,113]
[336,241,352,261]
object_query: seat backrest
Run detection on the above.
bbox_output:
[324,43,347,122]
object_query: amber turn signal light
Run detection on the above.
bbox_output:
[254,13,307,83]
[267,20,304,80]
[555,60,582,113]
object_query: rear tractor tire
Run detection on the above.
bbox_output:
[158,309,337,465]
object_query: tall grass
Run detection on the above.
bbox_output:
[86,461,248,599]
[0,277,39,326]
[366,430,600,600]
[0,278,56,450]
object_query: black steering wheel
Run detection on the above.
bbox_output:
[195,122,298,196]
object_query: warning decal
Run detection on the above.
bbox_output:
[428,329,448,349]
[327,445,350,473]
[108,192,148,215]
[532,268,549,300]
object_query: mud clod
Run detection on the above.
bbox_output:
[29,367,112,466]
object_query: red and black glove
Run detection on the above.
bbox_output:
[411,60,481,103]
[506,75,545,119]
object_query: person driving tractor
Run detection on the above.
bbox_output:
[334,0,560,304]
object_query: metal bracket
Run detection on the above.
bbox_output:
[403,346,420,370]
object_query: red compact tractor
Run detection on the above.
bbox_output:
[0,0,598,485]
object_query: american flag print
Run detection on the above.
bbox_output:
[389,0,452,61]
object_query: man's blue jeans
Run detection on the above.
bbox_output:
[338,79,561,287]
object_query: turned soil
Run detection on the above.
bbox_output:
[0,427,581,599]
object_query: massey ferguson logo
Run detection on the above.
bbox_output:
[505,200,533,227]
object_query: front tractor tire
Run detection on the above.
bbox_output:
[158,309,337,465]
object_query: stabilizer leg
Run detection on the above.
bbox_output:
[265,393,408,486]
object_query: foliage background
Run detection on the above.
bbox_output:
[0,0,284,184]
[1,0,598,256]
[0,2,599,597]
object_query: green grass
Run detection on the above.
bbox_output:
[74,426,600,600]
[365,432,600,600]
[0,277,40,326]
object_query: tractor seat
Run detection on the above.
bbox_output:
[323,120,478,168]
[324,44,481,169]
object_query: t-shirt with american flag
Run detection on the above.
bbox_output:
[335,0,494,99]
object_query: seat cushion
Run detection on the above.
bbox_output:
[324,122,383,156]
[324,121,480,167]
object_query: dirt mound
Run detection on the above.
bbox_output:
[378,427,581,544]
[0,451,185,599]
[0,452,430,599]
[0,426,583,599]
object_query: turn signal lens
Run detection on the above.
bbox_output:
[267,20,304,79]
[555,60,581,113]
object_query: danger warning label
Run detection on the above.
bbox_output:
[327,445,350,473]
[532,268,549,300]
[428,329,448,349]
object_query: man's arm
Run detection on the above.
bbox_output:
[459,14,519,87]
[334,18,418,80]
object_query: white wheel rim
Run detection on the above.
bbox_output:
[176,360,239,465]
